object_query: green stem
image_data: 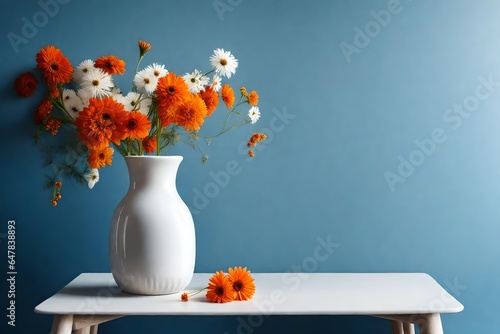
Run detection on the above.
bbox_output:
[47,85,75,122]
[114,143,128,157]
[133,55,145,93]
[205,96,246,140]
[203,69,215,77]
[156,115,162,156]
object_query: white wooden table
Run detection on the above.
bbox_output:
[35,273,463,334]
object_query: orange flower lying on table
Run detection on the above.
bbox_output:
[227,266,256,301]
[206,270,235,303]
[14,41,266,205]
[181,267,256,303]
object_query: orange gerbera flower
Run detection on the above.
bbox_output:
[172,94,207,131]
[158,106,175,128]
[123,111,151,140]
[138,40,152,57]
[36,45,73,85]
[34,99,53,124]
[156,72,191,112]
[45,118,61,135]
[181,292,189,302]
[199,87,219,116]
[49,85,60,99]
[88,146,114,169]
[142,136,157,154]
[248,91,259,106]
[94,55,126,75]
[75,97,128,149]
[228,267,255,301]
[221,84,235,108]
[14,72,38,97]
[206,271,234,303]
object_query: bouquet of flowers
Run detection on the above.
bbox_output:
[14,41,266,205]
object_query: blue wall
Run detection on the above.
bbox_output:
[1,0,499,333]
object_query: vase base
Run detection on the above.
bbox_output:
[111,270,193,295]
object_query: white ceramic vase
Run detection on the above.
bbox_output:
[109,156,195,295]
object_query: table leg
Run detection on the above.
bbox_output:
[403,322,415,334]
[50,315,73,334]
[72,315,121,330]
[73,327,90,334]
[414,313,443,334]
[376,314,440,334]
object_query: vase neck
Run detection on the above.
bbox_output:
[125,156,183,191]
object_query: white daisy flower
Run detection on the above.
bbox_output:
[248,106,261,124]
[80,68,114,98]
[211,75,222,92]
[134,69,158,93]
[62,89,84,119]
[136,96,152,115]
[111,92,128,109]
[210,48,238,78]
[145,63,168,79]
[183,69,209,93]
[84,169,99,189]
[117,92,151,114]
[74,59,96,84]
[77,88,93,108]
[62,88,78,103]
